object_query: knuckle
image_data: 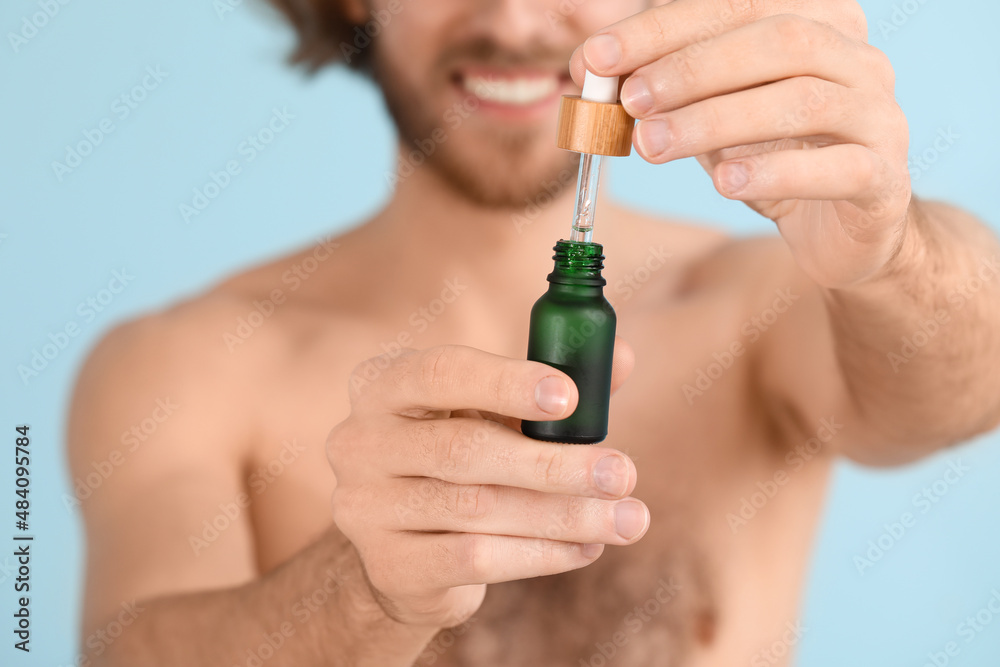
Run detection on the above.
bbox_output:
[439,421,477,476]
[844,0,869,40]
[359,548,394,595]
[808,80,850,130]
[697,102,725,143]
[866,44,896,90]
[417,475,444,507]
[330,482,365,533]
[392,477,440,527]
[462,533,492,582]
[535,539,566,571]
[330,488,350,529]
[349,349,414,403]
[325,419,357,472]
[415,421,481,479]
[728,0,765,24]
[489,362,520,411]
[670,51,703,91]
[638,9,670,48]
[868,104,901,152]
[452,483,495,521]
[389,350,418,397]
[789,77,836,131]
[773,14,816,53]
[428,539,460,586]
[555,495,588,536]
[408,420,442,470]
[890,101,909,147]
[534,447,569,488]
[418,345,455,394]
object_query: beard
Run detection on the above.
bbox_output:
[370,37,580,210]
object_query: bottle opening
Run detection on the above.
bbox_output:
[548,240,606,286]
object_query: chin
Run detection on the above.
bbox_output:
[424,133,573,208]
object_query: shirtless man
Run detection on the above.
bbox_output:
[68,0,1000,665]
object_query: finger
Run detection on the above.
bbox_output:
[569,0,853,82]
[388,532,606,589]
[379,418,638,498]
[633,77,887,164]
[620,15,874,119]
[711,144,898,209]
[387,478,650,546]
[350,345,579,421]
[448,336,632,430]
[610,335,635,396]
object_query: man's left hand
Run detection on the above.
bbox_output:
[570,0,912,289]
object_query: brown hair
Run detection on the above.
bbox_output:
[266,0,372,73]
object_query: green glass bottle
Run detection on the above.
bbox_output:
[522,240,617,444]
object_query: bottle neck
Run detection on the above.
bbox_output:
[546,239,606,288]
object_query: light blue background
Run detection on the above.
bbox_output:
[2,0,998,665]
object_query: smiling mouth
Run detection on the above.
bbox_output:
[454,70,571,108]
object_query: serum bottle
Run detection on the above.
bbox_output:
[522,72,635,444]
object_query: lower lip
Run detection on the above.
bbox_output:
[453,79,569,122]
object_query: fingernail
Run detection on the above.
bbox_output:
[636,119,670,158]
[621,76,653,116]
[583,34,621,72]
[581,543,604,558]
[720,162,749,194]
[593,455,628,496]
[535,376,570,415]
[614,500,648,540]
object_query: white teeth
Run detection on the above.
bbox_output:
[462,75,558,105]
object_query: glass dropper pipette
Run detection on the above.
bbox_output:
[570,152,604,243]
[566,73,620,244]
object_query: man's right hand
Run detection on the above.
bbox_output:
[326,343,648,629]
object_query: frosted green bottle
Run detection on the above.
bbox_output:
[522,240,617,444]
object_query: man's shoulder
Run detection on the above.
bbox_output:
[82,230,373,391]
[65,291,264,479]
[66,234,366,482]
[612,205,729,252]
[611,206,800,296]
[72,290,269,418]
[675,227,802,300]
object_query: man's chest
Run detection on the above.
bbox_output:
[423,542,714,667]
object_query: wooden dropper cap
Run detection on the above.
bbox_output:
[556,72,635,157]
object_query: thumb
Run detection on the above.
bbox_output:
[471,336,634,429]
